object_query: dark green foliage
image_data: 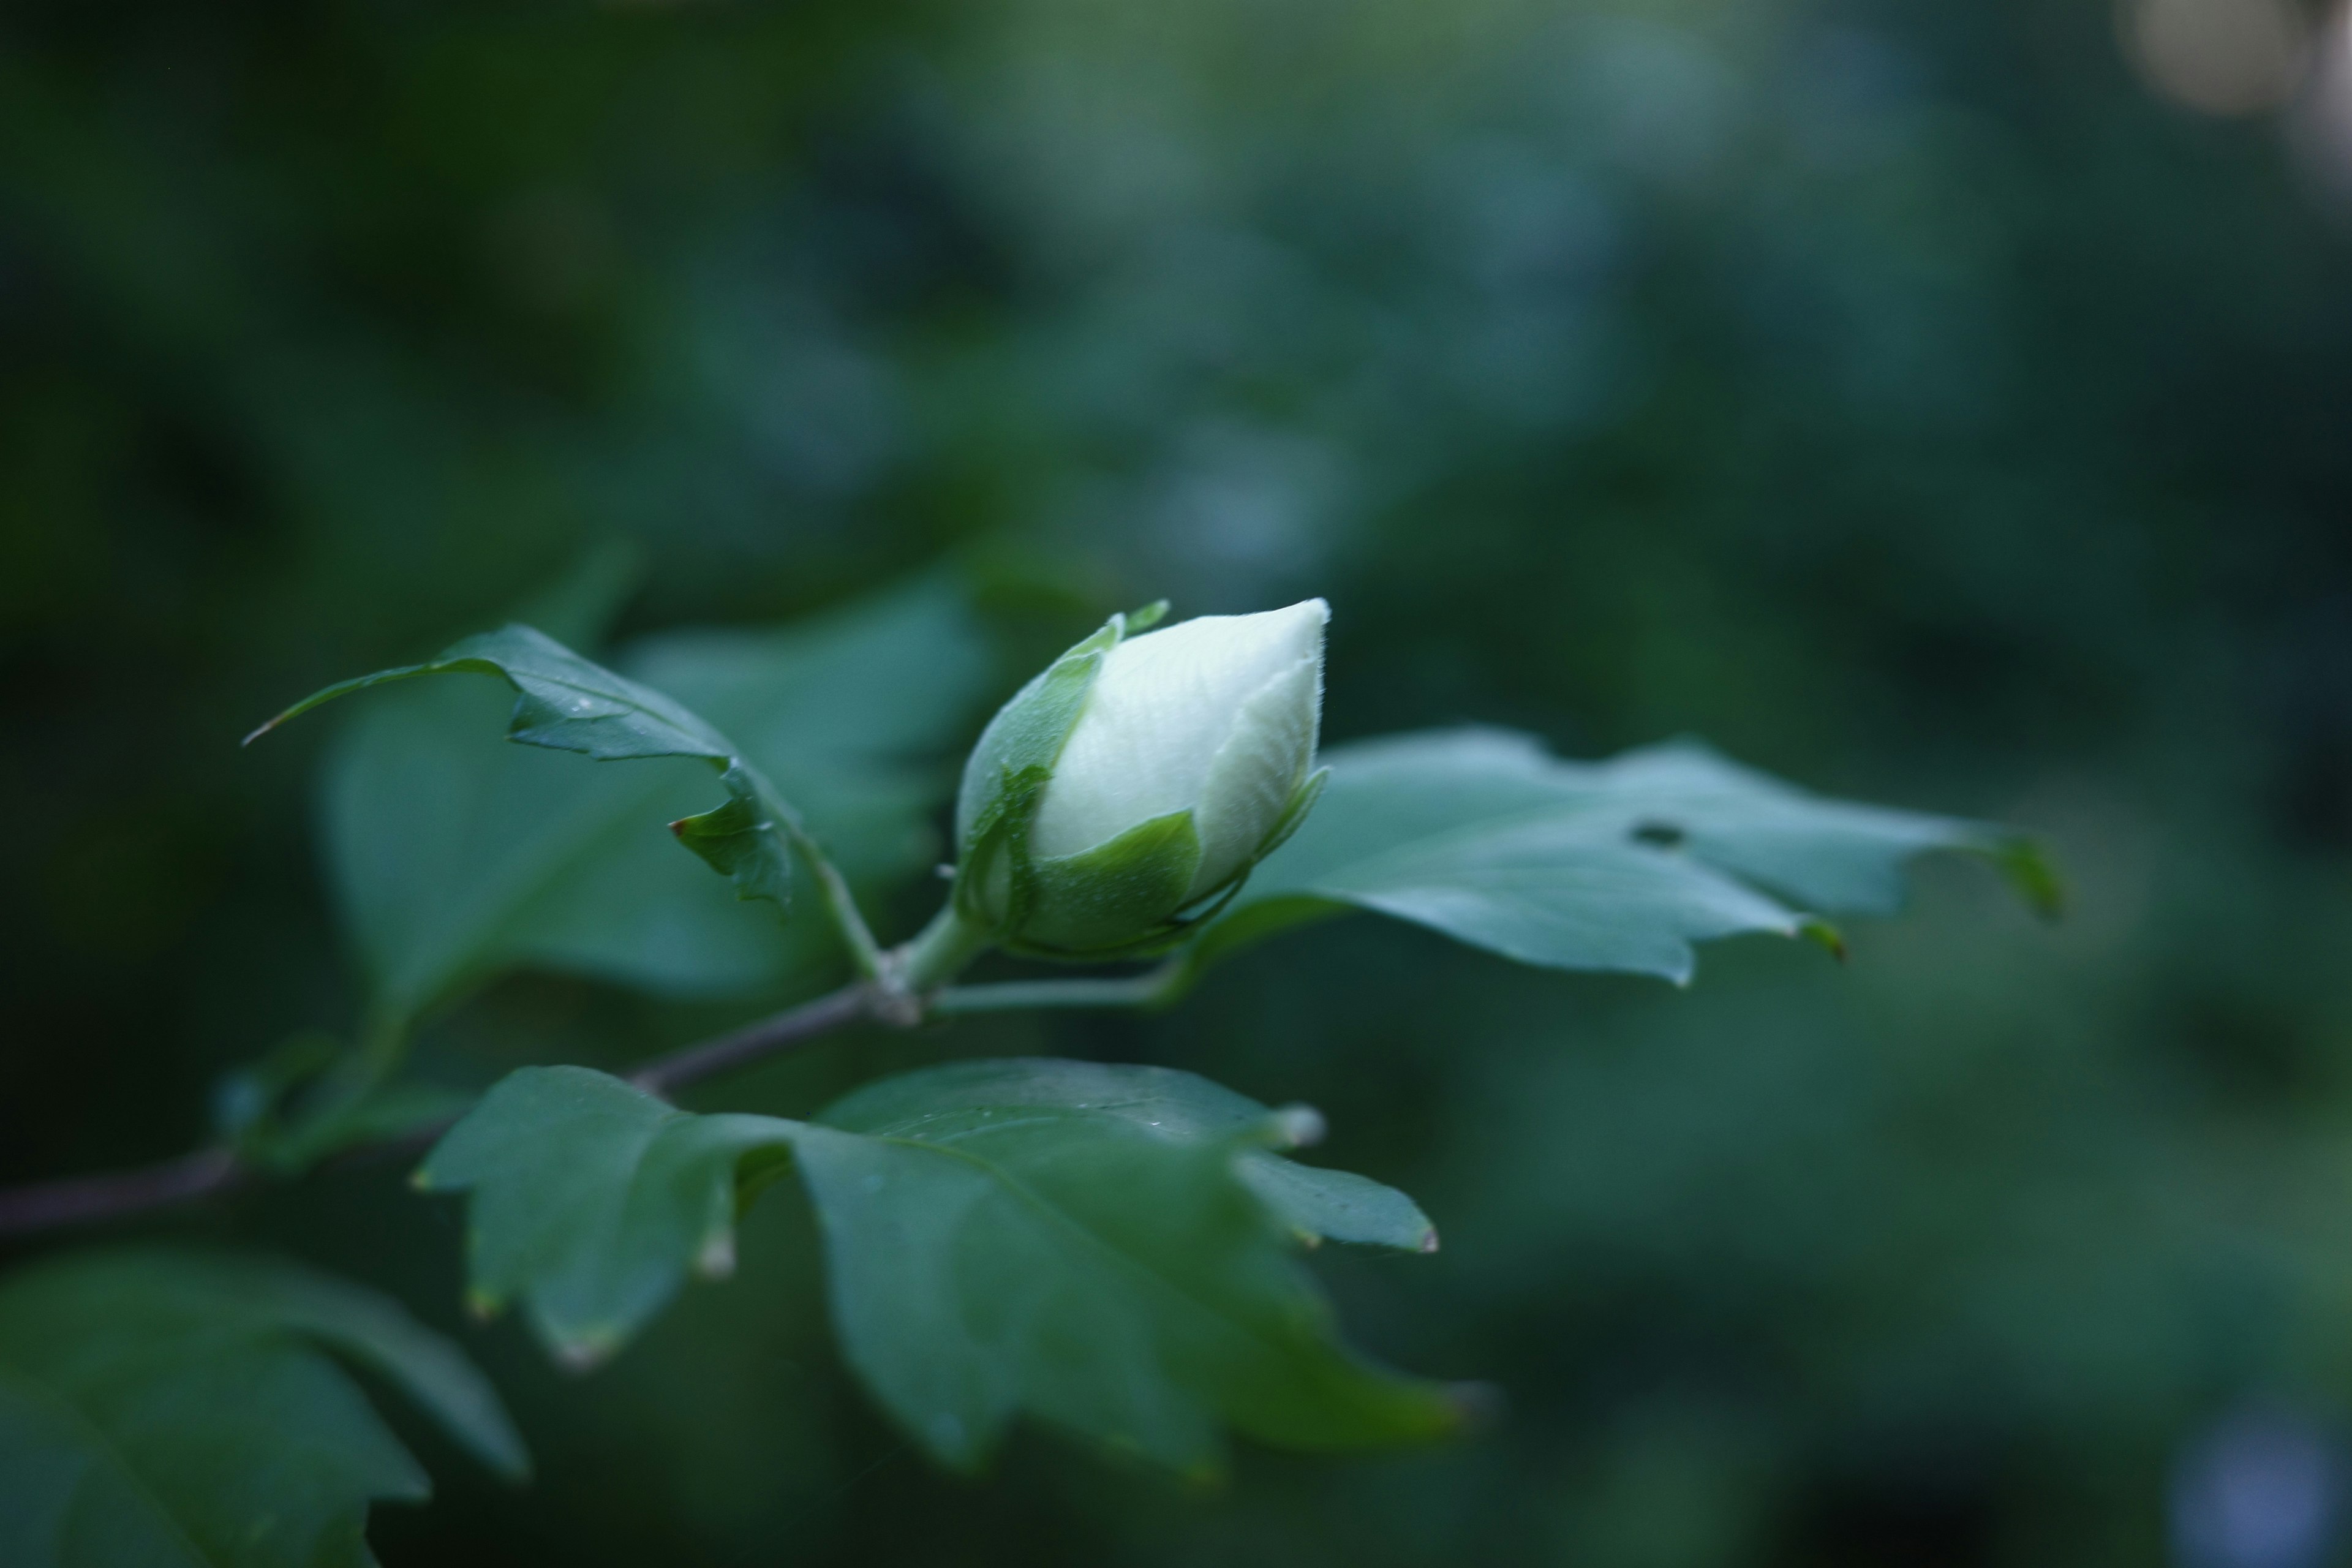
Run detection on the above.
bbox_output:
[0,570,2067,1545]
[4,0,2346,1559]
[0,1251,524,1568]
[420,1060,1455,1470]
[320,576,989,1014]
[797,1083,1460,1474]
[418,1067,788,1368]
[820,1058,1438,1253]
[255,624,808,935]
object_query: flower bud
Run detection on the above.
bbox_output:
[953,599,1330,959]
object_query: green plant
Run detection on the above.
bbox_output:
[0,574,2052,1563]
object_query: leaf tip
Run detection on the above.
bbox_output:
[1120,599,1173,634]
[920,1411,986,1471]
[1269,1104,1326,1150]
[1798,918,1848,963]
[554,1333,620,1374]
[1419,1227,1441,1254]
[1178,1456,1227,1490]
[1447,1379,1506,1433]
[1993,835,2067,921]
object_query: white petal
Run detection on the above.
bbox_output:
[1031,599,1327,859]
[1187,654,1322,899]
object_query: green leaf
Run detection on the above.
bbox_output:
[309,578,989,1019]
[818,1058,1436,1252]
[1235,1153,1438,1252]
[1198,727,2051,984]
[801,1074,1458,1473]
[417,1067,795,1368]
[418,1060,1458,1471]
[0,1248,525,1568]
[256,619,802,920]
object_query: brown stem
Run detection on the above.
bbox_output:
[627,981,874,1098]
[0,981,880,1242]
[0,1147,247,1238]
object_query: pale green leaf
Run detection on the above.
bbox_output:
[1199,727,2052,983]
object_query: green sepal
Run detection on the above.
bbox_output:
[1010,809,1205,957]
[1002,762,1334,962]
[952,608,1153,937]
[953,617,1119,853]
[1119,598,1172,633]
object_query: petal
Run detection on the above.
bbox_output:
[1032,600,1327,859]
[1188,655,1322,900]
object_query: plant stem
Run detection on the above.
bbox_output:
[786,822,889,981]
[350,1007,412,1096]
[892,904,995,997]
[0,1148,247,1239]
[0,908,1159,1242]
[929,956,1192,1014]
[627,981,874,1098]
[0,982,876,1241]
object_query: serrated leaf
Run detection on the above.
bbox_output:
[258,620,800,957]
[821,1058,1436,1253]
[417,1067,796,1366]
[312,578,989,1019]
[418,1061,1456,1471]
[0,1249,525,1568]
[1197,727,2049,984]
[798,1090,1456,1472]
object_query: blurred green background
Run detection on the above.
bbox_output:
[7,0,2352,1562]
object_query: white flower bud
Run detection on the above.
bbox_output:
[952,599,1330,959]
[1033,600,1326,896]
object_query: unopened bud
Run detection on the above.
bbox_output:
[952,600,1330,959]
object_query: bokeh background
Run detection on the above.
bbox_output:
[7,0,2352,1562]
